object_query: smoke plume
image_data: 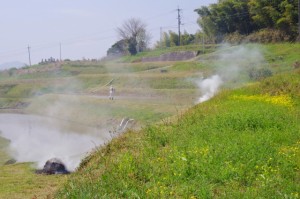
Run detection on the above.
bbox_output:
[0,114,109,171]
[196,75,223,103]
[196,44,265,103]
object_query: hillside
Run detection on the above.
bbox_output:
[0,43,299,198]
[0,45,207,198]
[57,71,300,198]
[55,44,300,198]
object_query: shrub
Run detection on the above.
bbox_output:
[223,29,292,44]
[245,29,291,43]
[248,68,273,80]
[224,32,246,44]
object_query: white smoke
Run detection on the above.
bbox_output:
[196,44,265,103]
[0,114,109,171]
[197,75,223,103]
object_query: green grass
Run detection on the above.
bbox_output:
[56,71,300,198]
[0,136,10,165]
[26,93,187,126]
[0,163,67,198]
[258,43,300,75]
[0,43,300,198]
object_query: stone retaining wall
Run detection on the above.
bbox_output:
[142,51,197,62]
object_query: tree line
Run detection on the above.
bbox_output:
[107,18,203,57]
[107,0,299,56]
[195,0,299,42]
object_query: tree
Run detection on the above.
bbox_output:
[117,18,150,55]
[181,31,195,45]
[162,32,171,47]
[155,30,196,48]
[127,37,138,55]
[169,31,179,46]
[107,39,127,56]
[195,0,253,39]
[248,0,298,36]
[195,0,298,42]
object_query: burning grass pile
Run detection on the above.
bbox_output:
[36,158,69,175]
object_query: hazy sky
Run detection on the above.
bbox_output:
[0,0,217,65]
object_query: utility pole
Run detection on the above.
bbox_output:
[177,6,182,46]
[27,45,31,66]
[60,43,62,61]
[160,27,162,49]
[202,34,205,53]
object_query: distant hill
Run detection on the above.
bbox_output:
[0,61,26,70]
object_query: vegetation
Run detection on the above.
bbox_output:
[56,68,300,198]
[53,43,300,198]
[107,0,299,56]
[195,0,299,42]
[0,43,299,198]
[109,18,150,56]
[0,163,67,198]
[156,31,196,48]
[0,0,299,197]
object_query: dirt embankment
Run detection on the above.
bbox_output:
[141,51,197,62]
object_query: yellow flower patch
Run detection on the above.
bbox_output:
[278,145,299,158]
[231,94,293,107]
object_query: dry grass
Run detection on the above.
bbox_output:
[0,163,67,199]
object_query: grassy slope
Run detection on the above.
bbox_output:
[0,43,299,198]
[0,46,204,198]
[56,71,300,199]
[56,44,300,198]
[0,137,10,165]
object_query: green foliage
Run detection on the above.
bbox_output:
[195,0,299,42]
[0,84,16,96]
[116,18,149,55]
[248,67,272,80]
[107,39,128,56]
[195,0,253,37]
[225,28,291,44]
[249,0,298,35]
[56,71,300,198]
[128,37,138,55]
[123,44,217,63]
[8,67,17,76]
[1,43,300,198]
[157,31,196,48]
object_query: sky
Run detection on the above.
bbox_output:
[0,0,217,66]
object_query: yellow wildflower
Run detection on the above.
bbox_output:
[231,94,293,107]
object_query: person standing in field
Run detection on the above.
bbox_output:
[109,85,115,100]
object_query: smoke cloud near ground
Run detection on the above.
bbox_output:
[197,75,223,103]
[196,44,265,103]
[0,77,112,171]
[0,114,107,171]
[0,61,144,171]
